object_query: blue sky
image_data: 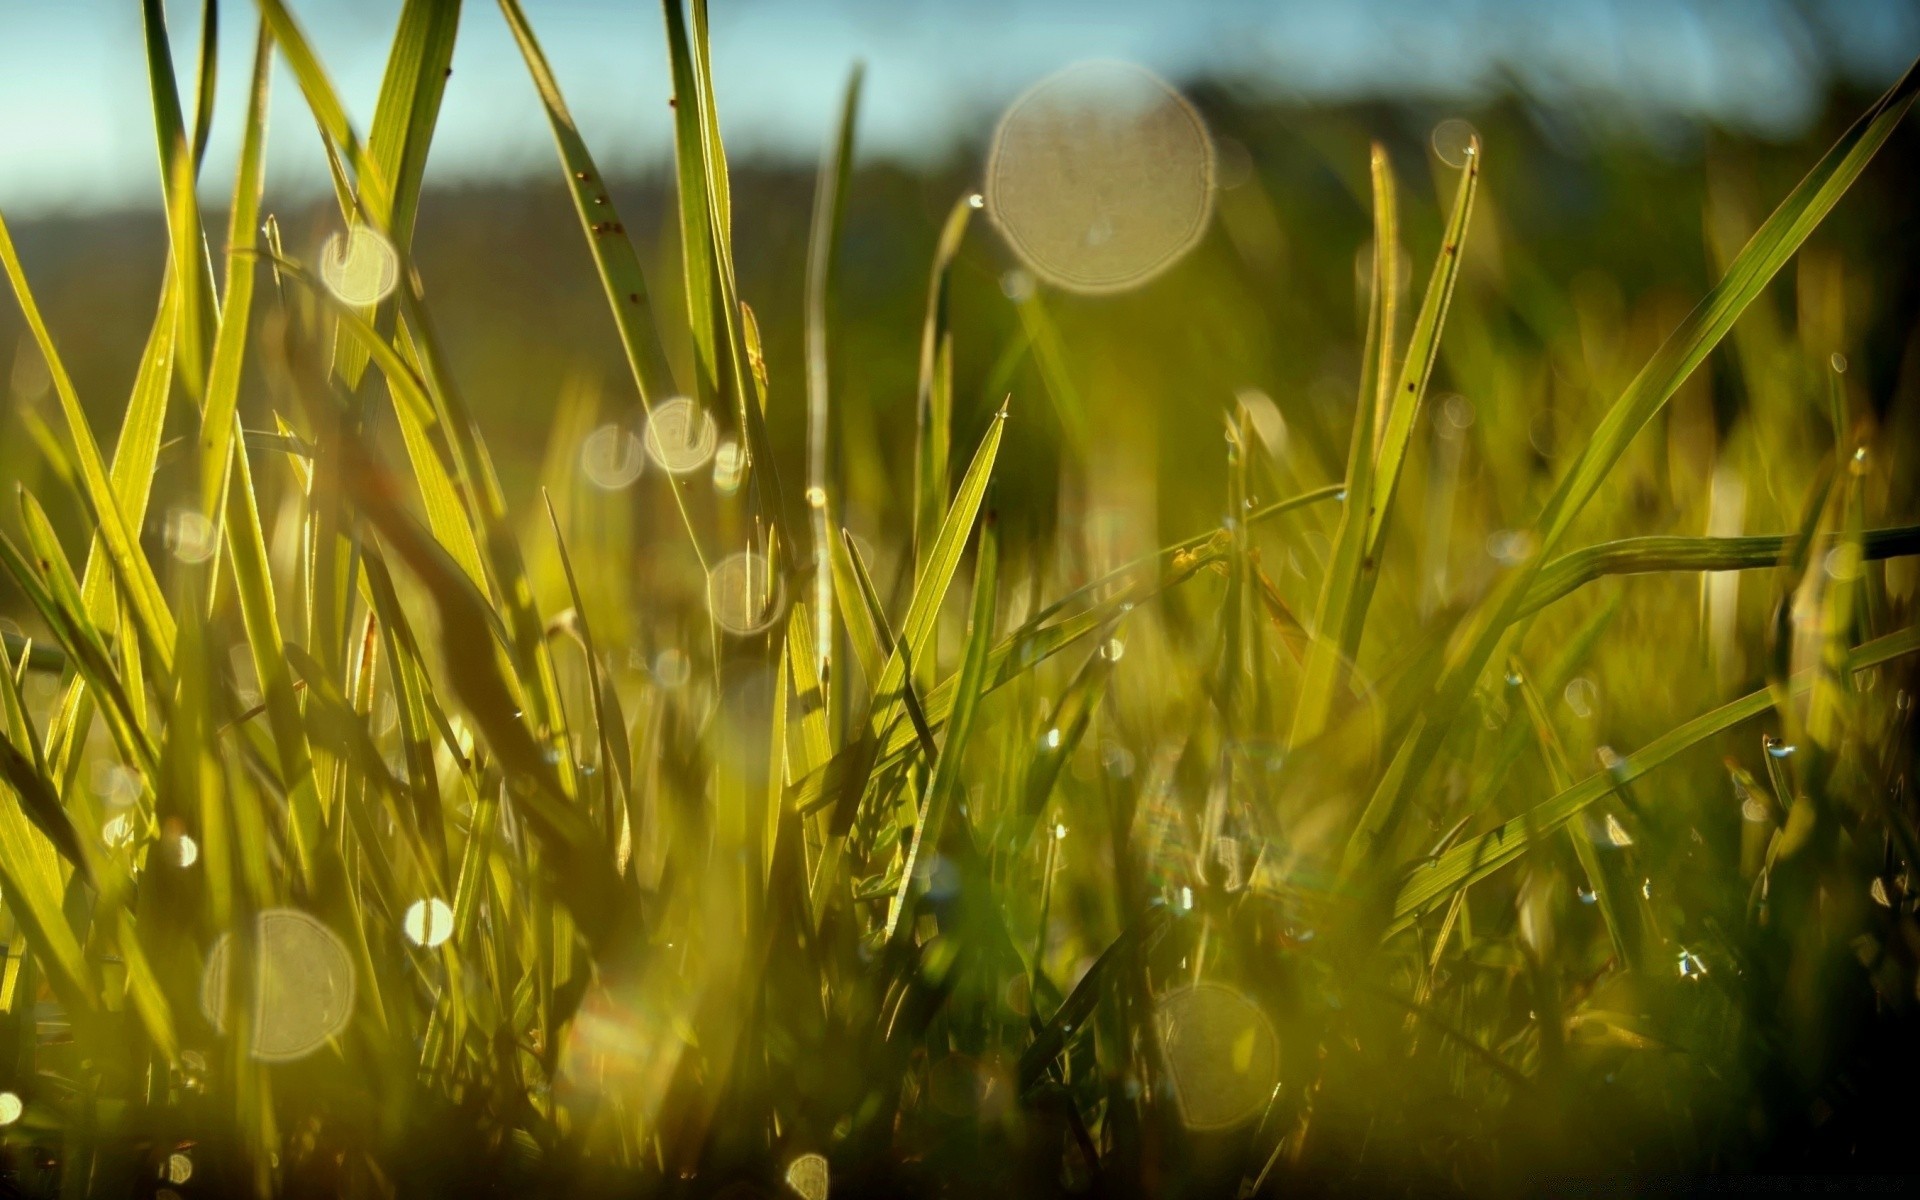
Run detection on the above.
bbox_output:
[0,0,1914,216]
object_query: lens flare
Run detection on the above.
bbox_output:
[319,224,400,307]
[1155,983,1279,1131]
[580,423,646,490]
[643,397,718,474]
[784,1152,830,1200]
[200,908,356,1063]
[986,61,1214,294]
[403,897,455,948]
[708,551,783,636]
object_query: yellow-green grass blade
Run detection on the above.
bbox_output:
[197,25,273,522]
[912,196,975,580]
[661,0,720,401]
[140,0,217,399]
[224,420,325,885]
[1347,59,1919,876]
[0,214,178,669]
[885,509,997,941]
[254,0,390,217]
[804,63,861,709]
[1366,138,1479,556]
[367,0,460,258]
[499,0,704,565]
[0,742,98,1022]
[189,0,217,171]
[665,0,794,549]
[0,529,158,777]
[1516,526,1920,620]
[861,407,1007,755]
[830,529,886,687]
[1291,144,1393,744]
[1388,621,1920,933]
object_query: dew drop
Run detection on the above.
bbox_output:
[1430,118,1480,169]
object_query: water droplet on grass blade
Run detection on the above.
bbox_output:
[1766,740,1797,759]
[165,1152,193,1184]
[319,224,400,307]
[985,61,1214,294]
[1431,118,1480,168]
[0,1093,19,1125]
[200,908,356,1062]
[642,397,718,474]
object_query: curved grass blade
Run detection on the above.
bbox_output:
[805,64,862,701]
[1516,525,1920,620]
[1366,137,1479,556]
[913,196,975,579]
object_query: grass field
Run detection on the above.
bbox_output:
[2,2,1919,1196]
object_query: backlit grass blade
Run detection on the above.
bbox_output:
[0,213,177,667]
[1290,144,1393,744]
[498,0,703,561]
[913,196,975,579]
[1388,622,1920,931]
[140,0,217,399]
[1367,138,1479,556]
[885,510,997,941]
[188,0,217,171]
[1347,60,1919,875]
[1516,525,1920,620]
[861,406,1007,753]
[224,418,325,885]
[197,25,273,521]
[805,64,862,705]
[255,0,390,216]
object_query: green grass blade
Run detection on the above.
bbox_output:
[862,406,1007,753]
[141,0,217,398]
[498,0,703,562]
[197,26,273,521]
[1367,138,1479,555]
[884,510,997,940]
[1290,144,1393,743]
[804,63,862,707]
[1516,526,1920,620]
[0,214,178,668]
[912,196,975,579]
